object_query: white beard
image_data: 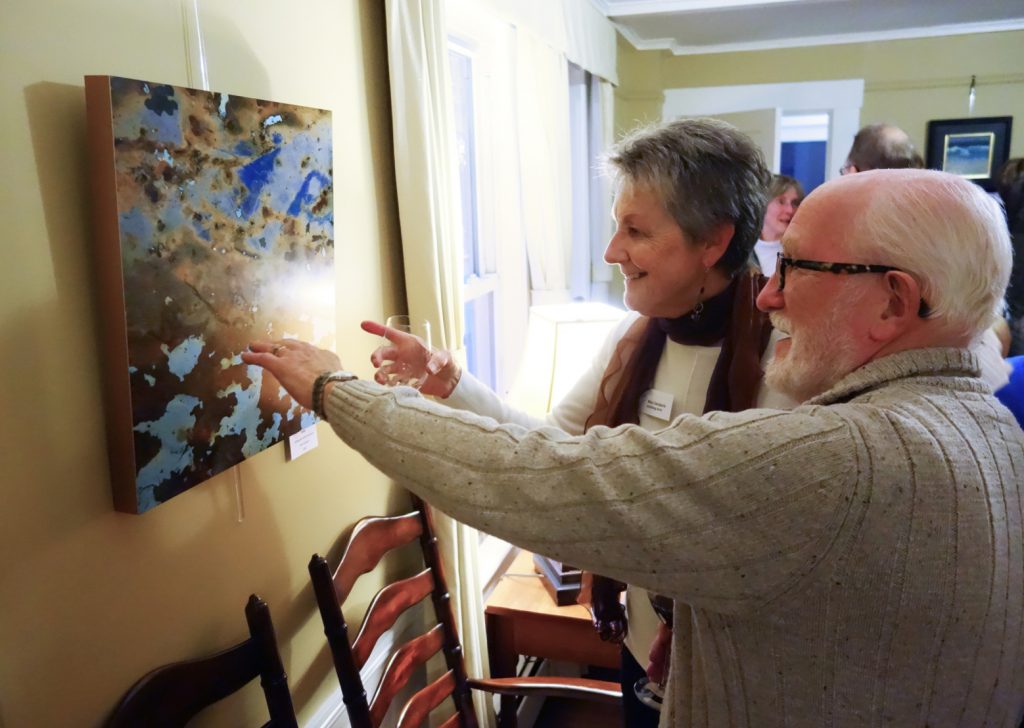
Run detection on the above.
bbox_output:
[766,309,862,402]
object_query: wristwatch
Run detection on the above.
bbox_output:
[312,370,358,420]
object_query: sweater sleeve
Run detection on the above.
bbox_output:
[324,378,860,615]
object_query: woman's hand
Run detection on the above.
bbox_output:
[361,320,461,398]
[646,622,672,685]
[242,340,342,409]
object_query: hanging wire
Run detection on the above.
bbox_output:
[182,0,210,91]
[968,75,976,115]
[234,466,245,523]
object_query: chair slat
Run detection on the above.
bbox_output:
[369,623,445,727]
[334,512,423,601]
[468,675,622,703]
[436,712,462,728]
[353,568,435,669]
[396,669,456,728]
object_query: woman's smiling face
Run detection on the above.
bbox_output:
[604,183,709,318]
[761,186,801,241]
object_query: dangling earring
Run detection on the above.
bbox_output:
[690,266,710,321]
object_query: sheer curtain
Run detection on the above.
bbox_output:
[383,2,494,725]
[515,29,573,305]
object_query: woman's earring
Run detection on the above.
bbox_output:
[690,266,710,321]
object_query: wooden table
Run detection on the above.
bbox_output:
[485,551,619,727]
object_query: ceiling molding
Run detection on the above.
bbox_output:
[604,0,805,15]
[617,17,1024,56]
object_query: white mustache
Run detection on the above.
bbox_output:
[770,313,791,335]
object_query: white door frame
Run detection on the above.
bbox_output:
[662,79,864,182]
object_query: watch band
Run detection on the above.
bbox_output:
[312,370,358,420]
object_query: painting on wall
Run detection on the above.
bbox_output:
[926,116,1013,192]
[85,76,334,514]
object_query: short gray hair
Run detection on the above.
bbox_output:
[604,118,771,275]
[852,170,1011,338]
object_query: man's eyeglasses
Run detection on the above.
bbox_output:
[774,252,931,317]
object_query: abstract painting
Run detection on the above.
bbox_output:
[85,76,334,513]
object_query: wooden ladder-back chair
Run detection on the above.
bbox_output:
[309,495,621,728]
[106,594,297,727]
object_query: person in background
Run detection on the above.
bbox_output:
[998,157,1024,356]
[362,117,795,727]
[753,174,803,277]
[245,168,1024,727]
[994,158,1024,428]
[840,122,924,174]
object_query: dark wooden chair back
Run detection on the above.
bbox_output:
[106,594,297,728]
[311,496,621,728]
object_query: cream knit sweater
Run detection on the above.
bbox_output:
[325,347,1024,726]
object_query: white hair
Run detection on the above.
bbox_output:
[851,170,1011,339]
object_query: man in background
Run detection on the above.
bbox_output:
[841,122,924,174]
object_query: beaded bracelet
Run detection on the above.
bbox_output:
[312,370,358,420]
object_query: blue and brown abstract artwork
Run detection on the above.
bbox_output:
[85,76,334,513]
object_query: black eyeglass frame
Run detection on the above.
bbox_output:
[774,252,931,317]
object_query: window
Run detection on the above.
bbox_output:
[568,62,615,305]
[447,20,525,582]
[449,44,500,391]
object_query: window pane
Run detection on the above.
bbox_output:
[448,48,481,280]
[464,292,496,389]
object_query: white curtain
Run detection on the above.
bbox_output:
[469,0,619,84]
[383,2,494,725]
[515,29,574,304]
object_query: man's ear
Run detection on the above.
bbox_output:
[870,270,923,340]
[701,222,735,268]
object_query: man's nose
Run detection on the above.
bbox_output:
[757,272,784,312]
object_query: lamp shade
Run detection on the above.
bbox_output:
[508,301,626,417]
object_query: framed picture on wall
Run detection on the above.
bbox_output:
[925,116,1012,191]
[85,76,335,514]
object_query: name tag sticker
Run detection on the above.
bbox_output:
[287,426,319,461]
[641,389,674,421]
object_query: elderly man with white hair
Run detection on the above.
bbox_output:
[246,169,1024,727]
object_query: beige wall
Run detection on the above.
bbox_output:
[616,30,1024,159]
[0,0,412,725]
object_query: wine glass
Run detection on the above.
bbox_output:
[379,315,432,389]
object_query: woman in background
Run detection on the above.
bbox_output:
[752,174,803,277]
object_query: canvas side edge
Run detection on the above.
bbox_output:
[84,75,139,515]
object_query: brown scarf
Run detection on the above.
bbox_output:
[585,270,772,430]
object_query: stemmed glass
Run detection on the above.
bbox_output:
[378,315,432,389]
